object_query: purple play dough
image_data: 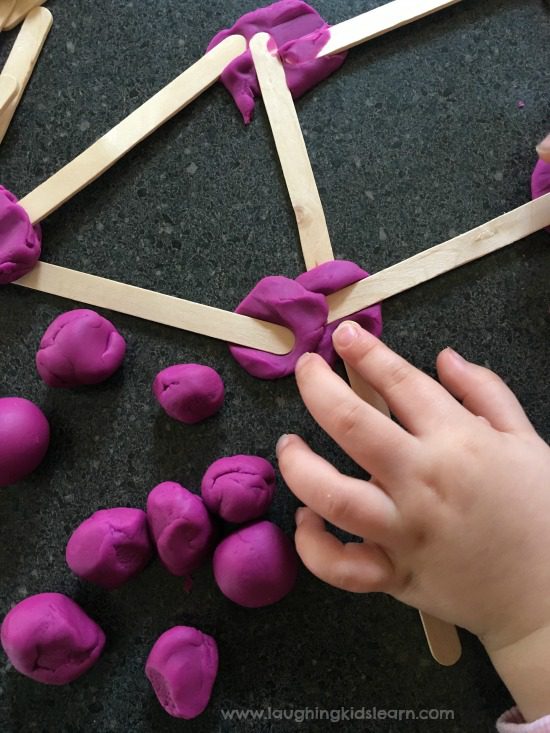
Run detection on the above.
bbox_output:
[296,260,383,366]
[0,397,50,487]
[66,508,153,589]
[153,364,224,424]
[145,626,218,719]
[531,159,550,232]
[213,520,298,608]
[229,275,327,379]
[532,158,550,199]
[0,593,105,685]
[36,309,126,388]
[0,186,42,285]
[147,482,216,576]
[207,0,347,124]
[201,455,276,523]
[230,262,383,378]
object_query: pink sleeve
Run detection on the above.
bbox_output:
[497,708,550,732]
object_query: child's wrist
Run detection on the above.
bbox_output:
[483,623,550,723]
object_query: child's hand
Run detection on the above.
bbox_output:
[276,322,550,721]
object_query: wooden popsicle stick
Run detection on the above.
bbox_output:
[317,0,462,58]
[251,32,459,665]
[327,193,550,323]
[3,0,45,31]
[0,7,52,144]
[421,613,462,666]
[0,75,18,116]
[14,262,295,354]
[249,33,333,269]
[0,0,17,30]
[18,34,247,225]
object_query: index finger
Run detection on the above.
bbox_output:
[332,322,462,435]
[295,352,419,484]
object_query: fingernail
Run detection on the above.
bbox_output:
[333,321,359,348]
[295,352,314,372]
[446,347,467,365]
[276,434,292,454]
[295,507,306,526]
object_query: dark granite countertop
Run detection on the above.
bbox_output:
[1,1,549,731]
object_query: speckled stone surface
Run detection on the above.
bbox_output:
[0,1,549,731]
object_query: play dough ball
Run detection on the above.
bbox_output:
[0,397,50,487]
[213,520,298,608]
[146,626,218,719]
[36,309,126,388]
[0,185,42,285]
[66,508,153,589]
[0,593,105,685]
[153,364,224,424]
[201,455,276,523]
[147,482,216,576]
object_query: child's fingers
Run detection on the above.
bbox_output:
[294,507,395,593]
[536,133,550,162]
[331,323,460,435]
[436,348,534,434]
[294,352,419,483]
[277,434,400,543]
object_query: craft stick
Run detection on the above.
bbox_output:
[0,75,18,116]
[252,32,461,665]
[19,34,247,225]
[421,613,462,666]
[3,0,45,31]
[327,193,550,323]
[0,7,52,144]
[14,262,295,354]
[317,0,462,58]
[0,0,16,30]
[250,33,333,269]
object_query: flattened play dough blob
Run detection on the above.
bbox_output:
[0,186,42,285]
[0,397,49,487]
[147,482,216,576]
[207,0,347,124]
[1,593,105,685]
[66,508,153,589]
[213,520,298,608]
[36,309,126,388]
[146,626,218,720]
[153,364,224,424]
[296,260,383,366]
[531,159,550,232]
[229,275,327,379]
[201,455,276,523]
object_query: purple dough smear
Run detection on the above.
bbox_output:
[145,626,218,719]
[1,593,105,685]
[296,260,383,366]
[0,186,42,284]
[207,0,347,124]
[201,455,276,523]
[229,275,328,379]
[36,309,126,388]
[66,508,153,590]
[147,482,216,576]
